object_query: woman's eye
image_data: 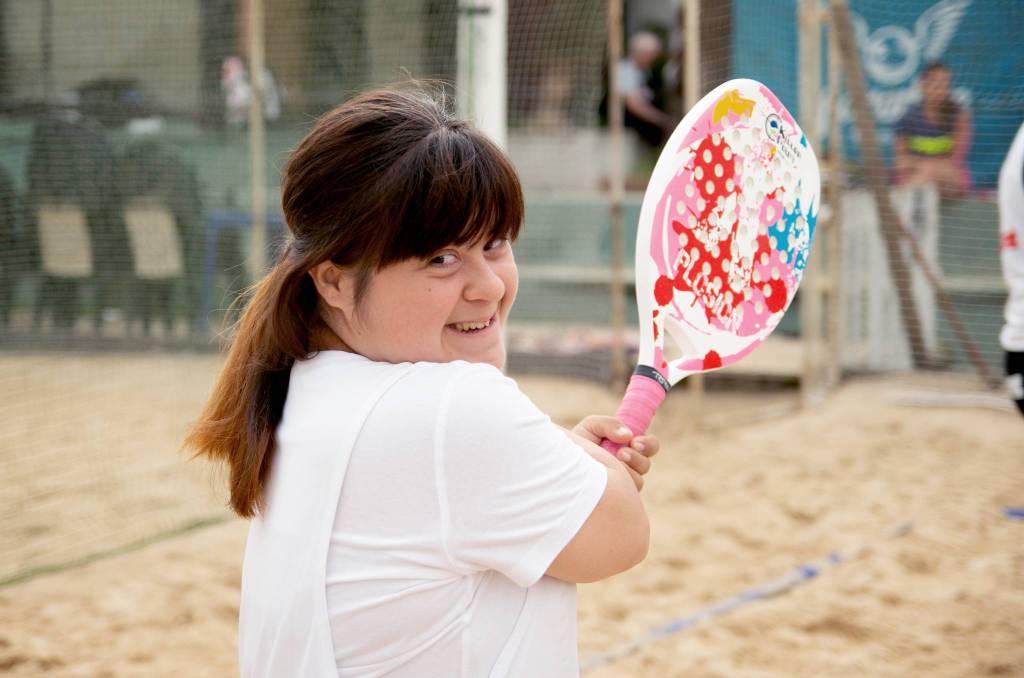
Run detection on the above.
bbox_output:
[485,237,509,251]
[429,252,458,266]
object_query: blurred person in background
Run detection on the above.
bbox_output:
[894,61,972,198]
[617,30,675,151]
[999,119,1024,417]
[221,56,283,127]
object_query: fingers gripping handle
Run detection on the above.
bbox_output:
[600,373,668,454]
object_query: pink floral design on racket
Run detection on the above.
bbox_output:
[603,79,820,452]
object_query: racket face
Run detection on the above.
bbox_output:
[635,79,820,386]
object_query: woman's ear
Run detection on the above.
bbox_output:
[309,261,356,317]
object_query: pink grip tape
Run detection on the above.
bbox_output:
[600,374,668,455]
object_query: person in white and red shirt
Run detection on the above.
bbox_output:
[999,120,1024,416]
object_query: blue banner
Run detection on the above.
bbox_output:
[732,0,1024,188]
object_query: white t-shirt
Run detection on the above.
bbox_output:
[239,351,608,677]
[999,121,1024,352]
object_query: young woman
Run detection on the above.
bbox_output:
[894,61,972,197]
[185,87,658,677]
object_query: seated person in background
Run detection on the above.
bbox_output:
[894,61,972,197]
[617,31,675,150]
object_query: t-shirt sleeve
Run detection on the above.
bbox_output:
[616,60,644,96]
[434,364,608,588]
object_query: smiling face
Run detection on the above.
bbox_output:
[332,235,518,369]
[921,66,951,107]
[294,91,524,367]
[629,32,662,71]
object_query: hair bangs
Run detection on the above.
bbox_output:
[377,125,523,266]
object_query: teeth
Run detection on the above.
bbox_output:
[453,320,490,331]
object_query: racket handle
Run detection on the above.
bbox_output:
[600,373,667,454]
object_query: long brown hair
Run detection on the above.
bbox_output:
[184,86,524,518]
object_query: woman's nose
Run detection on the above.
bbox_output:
[463,256,505,302]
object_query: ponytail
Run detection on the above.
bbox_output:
[183,254,319,518]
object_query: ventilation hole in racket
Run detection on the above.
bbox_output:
[663,322,697,364]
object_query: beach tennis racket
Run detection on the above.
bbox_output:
[602,79,820,453]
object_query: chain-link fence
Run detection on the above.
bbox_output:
[820,0,1020,388]
[736,0,1021,405]
[2,0,1018,588]
[0,0,641,586]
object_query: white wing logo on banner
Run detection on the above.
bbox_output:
[851,0,970,86]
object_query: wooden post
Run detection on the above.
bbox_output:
[831,0,997,387]
[830,0,926,368]
[799,0,825,406]
[608,0,627,387]
[41,0,53,103]
[684,0,700,107]
[456,0,507,149]
[684,0,704,428]
[825,5,844,389]
[246,0,267,284]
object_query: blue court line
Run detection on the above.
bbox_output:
[581,522,913,673]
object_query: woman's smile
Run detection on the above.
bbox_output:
[447,313,497,334]
[328,237,518,369]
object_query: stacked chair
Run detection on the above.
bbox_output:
[24,114,203,339]
[25,114,128,332]
[117,141,203,336]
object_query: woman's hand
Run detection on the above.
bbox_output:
[568,416,660,491]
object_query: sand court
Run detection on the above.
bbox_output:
[0,355,1021,676]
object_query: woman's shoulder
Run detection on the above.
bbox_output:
[403,361,531,418]
[286,354,523,433]
[373,361,535,441]
[418,358,506,381]
[294,351,513,388]
[296,351,493,374]
[404,360,516,403]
